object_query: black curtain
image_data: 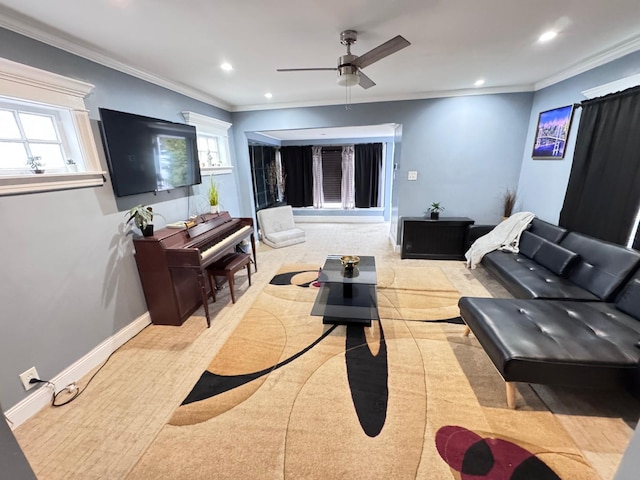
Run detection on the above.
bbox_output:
[559,85,640,246]
[280,146,313,207]
[355,143,382,208]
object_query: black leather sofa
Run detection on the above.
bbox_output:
[458,218,640,408]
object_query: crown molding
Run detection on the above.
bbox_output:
[535,34,640,90]
[0,7,232,111]
[2,5,639,113]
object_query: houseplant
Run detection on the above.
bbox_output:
[208,179,220,214]
[66,159,78,172]
[125,205,163,237]
[27,156,45,174]
[502,188,517,220]
[428,202,444,220]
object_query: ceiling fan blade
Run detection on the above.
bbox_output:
[358,71,376,89]
[353,35,410,69]
[276,68,337,72]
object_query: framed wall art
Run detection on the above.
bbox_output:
[532,105,575,159]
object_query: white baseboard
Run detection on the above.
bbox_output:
[389,232,400,251]
[5,313,151,429]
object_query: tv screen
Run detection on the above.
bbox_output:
[99,108,201,197]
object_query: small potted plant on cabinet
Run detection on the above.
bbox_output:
[208,179,220,214]
[125,205,163,237]
[66,159,78,172]
[428,202,444,220]
[27,156,45,174]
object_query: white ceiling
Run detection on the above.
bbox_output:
[1,0,639,112]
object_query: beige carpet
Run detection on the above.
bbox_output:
[126,263,598,479]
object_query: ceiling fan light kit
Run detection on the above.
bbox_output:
[337,66,359,87]
[277,30,410,92]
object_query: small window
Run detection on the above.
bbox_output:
[0,58,105,196]
[197,135,222,168]
[0,103,79,174]
[321,146,342,204]
[182,111,233,175]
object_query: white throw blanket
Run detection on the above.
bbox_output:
[465,211,536,269]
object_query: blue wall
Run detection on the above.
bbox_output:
[517,50,640,223]
[232,93,533,227]
[0,27,238,410]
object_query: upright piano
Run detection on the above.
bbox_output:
[132,212,256,327]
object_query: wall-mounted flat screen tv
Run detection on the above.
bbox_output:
[99,108,201,197]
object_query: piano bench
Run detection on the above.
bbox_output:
[207,253,252,304]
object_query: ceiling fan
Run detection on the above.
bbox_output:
[277,30,410,89]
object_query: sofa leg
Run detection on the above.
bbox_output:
[506,382,516,409]
[462,326,471,337]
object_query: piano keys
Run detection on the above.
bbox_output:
[133,212,256,327]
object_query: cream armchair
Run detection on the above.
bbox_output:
[256,206,306,249]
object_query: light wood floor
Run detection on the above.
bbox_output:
[13,223,640,479]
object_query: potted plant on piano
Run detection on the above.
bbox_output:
[125,204,164,237]
[208,178,220,214]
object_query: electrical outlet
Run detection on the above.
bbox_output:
[19,367,39,391]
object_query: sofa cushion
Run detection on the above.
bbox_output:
[560,232,640,301]
[529,218,568,243]
[482,250,599,300]
[518,231,544,259]
[616,280,640,321]
[532,240,580,277]
[459,297,640,387]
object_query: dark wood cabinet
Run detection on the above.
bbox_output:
[401,217,474,260]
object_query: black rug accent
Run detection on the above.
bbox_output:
[462,440,494,475]
[345,322,388,437]
[269,270,318,288]
[511,456,561,480]
[404,316,465,325]
[181,324,338,405]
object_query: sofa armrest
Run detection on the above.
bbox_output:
[465,224,496,251]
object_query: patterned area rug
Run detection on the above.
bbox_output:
[127,264,598,479]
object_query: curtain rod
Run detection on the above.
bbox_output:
[579,84,640,106]
[280,141,382,148]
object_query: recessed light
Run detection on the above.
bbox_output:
[538,31,557,43]
[264,93,273,99]
[220,63,233,71]
[474,79,485,87]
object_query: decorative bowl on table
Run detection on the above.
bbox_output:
[340,255,360,269]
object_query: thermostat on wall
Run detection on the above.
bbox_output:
[408,171,418,181]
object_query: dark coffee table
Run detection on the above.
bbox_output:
[310,255,379,326]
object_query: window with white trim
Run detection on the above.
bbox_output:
[182,111,233,175]
[0,58,105,196]
[0,100,84,174]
